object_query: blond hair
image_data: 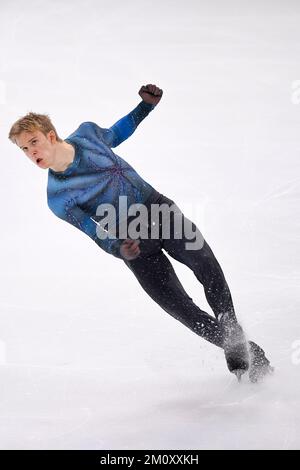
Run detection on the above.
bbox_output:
[8,112,63,144]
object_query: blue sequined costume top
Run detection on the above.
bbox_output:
[47,100,157,259]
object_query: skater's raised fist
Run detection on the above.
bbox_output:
[120,238,141,260]
[138,84,163,105]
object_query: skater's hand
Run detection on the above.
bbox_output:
[120,238,141,260]
[138,84,163,106]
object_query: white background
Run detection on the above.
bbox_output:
[0,0,299,449]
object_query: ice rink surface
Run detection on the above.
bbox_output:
[0,0,299,449]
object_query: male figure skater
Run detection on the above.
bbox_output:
[9,83,273,382]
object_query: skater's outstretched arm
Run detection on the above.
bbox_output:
[101,84,163,148]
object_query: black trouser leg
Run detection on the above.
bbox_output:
[124,247,224,348]
[152,193,237,324]
[163,236,237,325]
[122,192,238,348]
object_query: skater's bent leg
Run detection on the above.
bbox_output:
[153,195,238,325]
[139,192,250,375]
[123,248,224,348]
[166,237,237,325]
[161,211,250,374]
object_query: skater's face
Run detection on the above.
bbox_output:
[15,129,56,169]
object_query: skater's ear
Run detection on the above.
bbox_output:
[46,129,57,144]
